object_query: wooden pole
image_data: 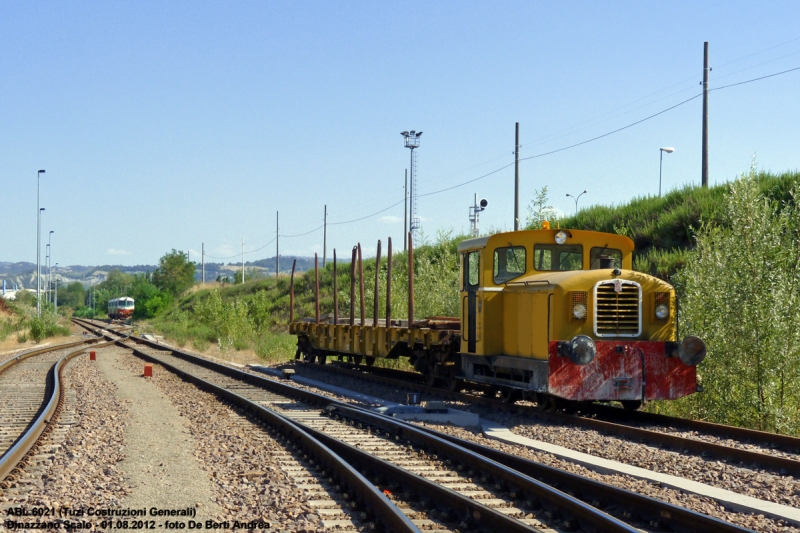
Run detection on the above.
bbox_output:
[333,249,338,325]
[408,232,414,327]
[289,259,296,324]
[386,237,392,326]
[373,240,381,327]
[314,253,320,324]
[358,243,365,326]
[350,247,357,326]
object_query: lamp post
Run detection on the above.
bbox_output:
[54,263,58,312]
[659,147,675,197]
[36,170,45,316]
[566,190,587,215]
[45,244,50,307]
[401,130,422,238]
[47,230,54,305]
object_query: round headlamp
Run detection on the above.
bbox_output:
[555,230,568,244]
[655,303,669,320]
[679,336,706,366]
[572,303,587,320]
[568,335,596,365]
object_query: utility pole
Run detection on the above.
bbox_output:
[202,243,205,284]
[514,122,520,231]
[403,170,408,252]
[276,211,279,277]
[241,237,245,284]
[323,205,327,268]
[702,41,710,188]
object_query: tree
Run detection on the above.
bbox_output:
[525,186,560,228]
[153,250,196,296]
[674,167,800,434]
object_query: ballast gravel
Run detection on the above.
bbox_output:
[114,351,322,532]
[0,352,130,516]
[276,362,799,533]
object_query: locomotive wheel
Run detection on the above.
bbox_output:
[500,387,521,404]
[365,357,375,367]
[485,386,500,398]
[425,372,438,387]
[534,393,554,410]
[446,378,463,392]
[621,400,643,411]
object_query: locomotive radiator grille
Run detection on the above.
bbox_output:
[594,281,641,337]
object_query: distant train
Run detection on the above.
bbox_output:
[107,297,135,320]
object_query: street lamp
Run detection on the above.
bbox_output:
[48,230,54,304]
[659,147,675,197]
[54,263,59,312]
[401,130,422,238]
[36,170,45,316]
[566,190,587,215]
[45,244,50,307]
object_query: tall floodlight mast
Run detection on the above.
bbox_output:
[401,131,422,238]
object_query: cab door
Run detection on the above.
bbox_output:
[461,251,480,353]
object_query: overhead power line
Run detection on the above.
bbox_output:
[206,61,800,256]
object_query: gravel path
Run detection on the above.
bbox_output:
[270,361,799,533]
[95,346,222,520]
[114,350,326,532]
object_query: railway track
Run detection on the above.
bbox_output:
[74,318,756,533]
[0,337,103,484]
[307,359,800,477]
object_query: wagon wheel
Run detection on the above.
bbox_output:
[485,386,500,398]
[500,387,521,404]
[303,349,316,364]
[353,355,363,366]
[316,353,327,365]
[365,357,376,367]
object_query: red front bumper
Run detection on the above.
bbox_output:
[547,340,697,401]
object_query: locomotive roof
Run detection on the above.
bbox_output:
[457,228,634,253]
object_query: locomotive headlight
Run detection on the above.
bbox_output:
[655,303,669,320]
[679,336,706,366]
[568,335,596,365]
[572,303,587,320]
[555,230,568,244]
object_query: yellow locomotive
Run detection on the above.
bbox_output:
[291,227,706,407]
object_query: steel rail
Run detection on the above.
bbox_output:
[313,361,800,477]
[77,321,638,533]
[0,339,113,483]
[72,320,753,533]
[72,321,420,533]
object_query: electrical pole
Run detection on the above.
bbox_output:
[241,238,245,284]
[202,243,205,284]
[323,205,327,268]
[276,211,279,277]
[404,170,408,252]
[514,122,520,231]
[702,41,710,188]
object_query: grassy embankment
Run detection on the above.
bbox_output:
[0,295,72,354]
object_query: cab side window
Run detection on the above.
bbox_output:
[494,246,526,283]
[465,251,480,289]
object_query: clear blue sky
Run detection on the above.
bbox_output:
[2,1,799,267]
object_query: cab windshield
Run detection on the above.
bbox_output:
[533,244,583,271]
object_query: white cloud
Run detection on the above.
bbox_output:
[380,215,402,224]
[107,248,130,256]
